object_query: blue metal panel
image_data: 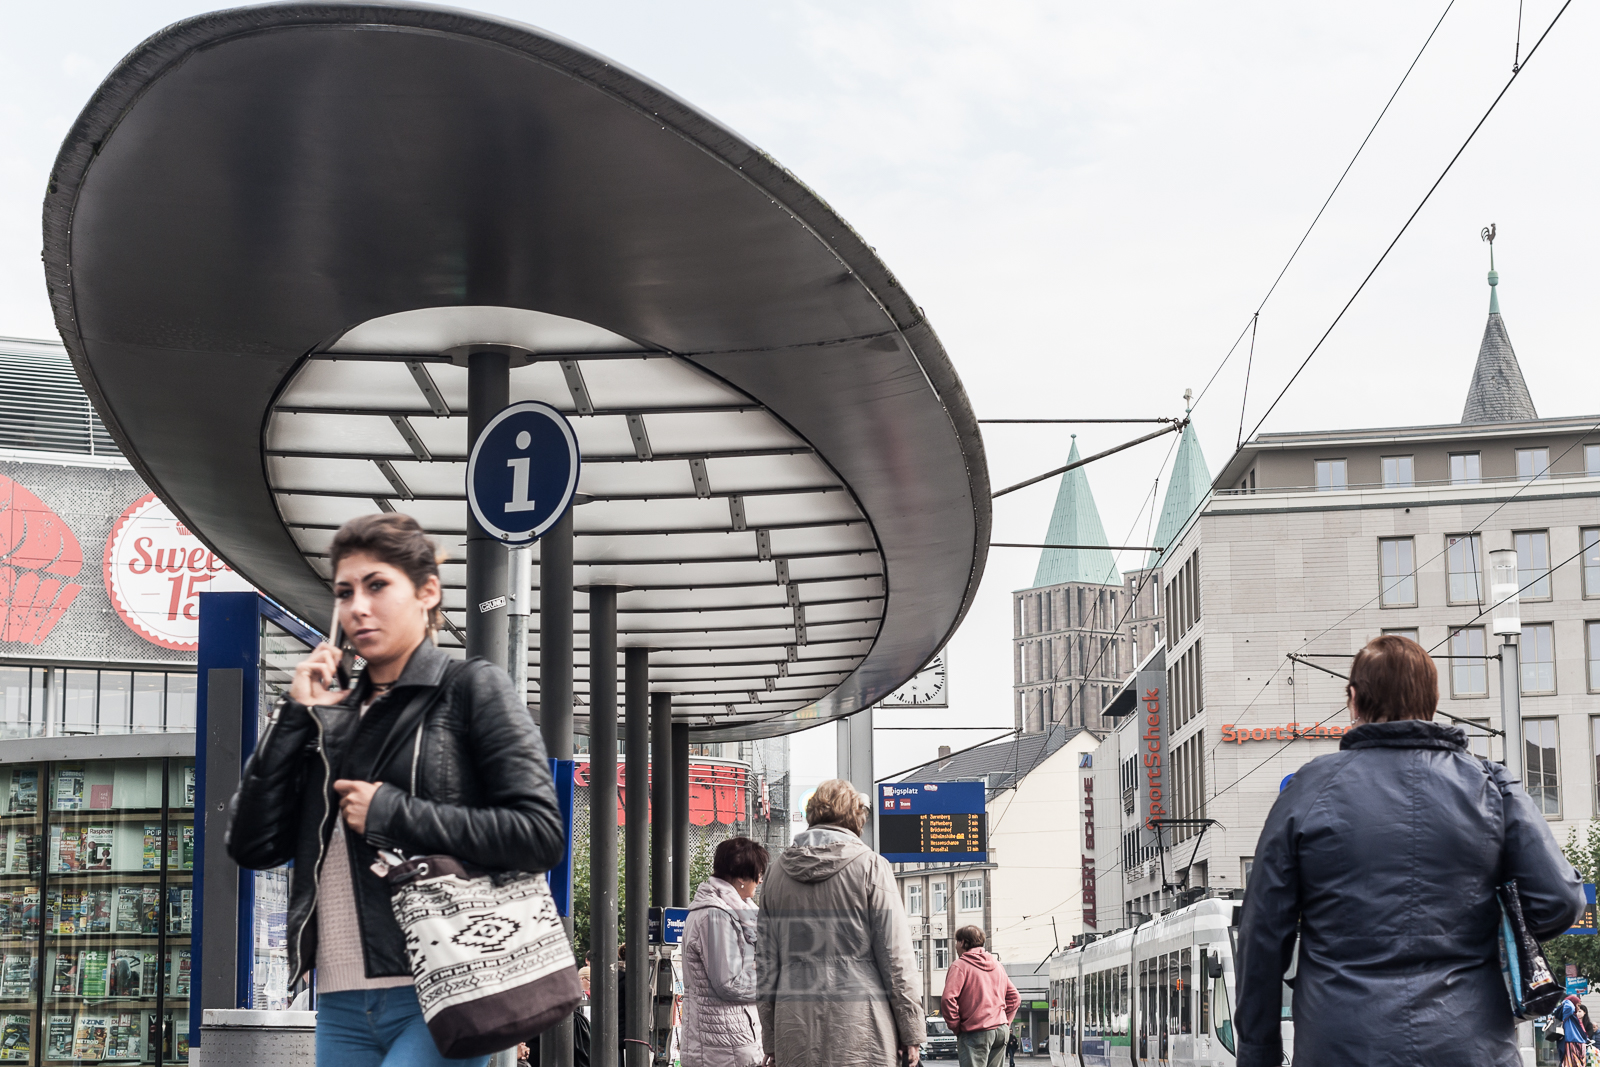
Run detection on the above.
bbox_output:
[192,591,261,1044]
[548,758,575,916]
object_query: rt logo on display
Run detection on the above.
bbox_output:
[466,401,581,545]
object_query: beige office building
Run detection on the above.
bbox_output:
[1091,266,1600,927]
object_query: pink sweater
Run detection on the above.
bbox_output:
[940,949,1020,1033]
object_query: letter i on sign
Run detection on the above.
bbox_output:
[505,431,537,513]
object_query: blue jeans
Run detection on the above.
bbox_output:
[317,986,491,1067]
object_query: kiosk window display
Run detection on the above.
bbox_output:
[0,758,195,1065]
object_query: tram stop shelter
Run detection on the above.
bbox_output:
[41,4,989,1066]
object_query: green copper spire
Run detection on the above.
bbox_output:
[1147,417,1211,568]
[1488,268,1500,315]
[1032,436,1121,588]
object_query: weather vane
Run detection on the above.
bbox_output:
[1481,223,1496,270]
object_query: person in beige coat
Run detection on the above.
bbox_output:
[757,780,926,1067]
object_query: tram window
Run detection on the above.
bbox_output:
[1118,964,1129,1036]
[1198,953,1210,1036]
[1213,967,1235,1054]
[1180,949,1192,1034]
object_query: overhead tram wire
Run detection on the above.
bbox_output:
[1193,0,1458,416]
[1240,0,1575,445]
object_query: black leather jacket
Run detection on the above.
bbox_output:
[1235,720,1583,1067]
[225,640,564,985]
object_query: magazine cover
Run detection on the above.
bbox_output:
[88,785,113,811]
[87,890,111,935]
[53,768,84,812]
[139,952,158,998]
[49,954,77,997]
[169,949,190,997]
[84,827,112,872]
[8,831,38,876]
[106,951,141,999]
[140,888,159,936]
[113,887,142,934]
[0,1015,29,1061]
[141,827,159,871]
[17,892,37,937]
[104,1015,139,1062]
[49,827,82,874]
[6,769,37,815]
[183,766,195,808]
[0,954,31,998]
[70,1014,108,1061]
[0,892,8,938]
[180,825,194,870]
[166,889,191,935]
[0,956,26,998]
[78,951,108,1000]
[43,1015,73,1061]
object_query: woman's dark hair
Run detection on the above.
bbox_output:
[1348,634,1437,723]
[711,836,769,883]
[329,513,442,628]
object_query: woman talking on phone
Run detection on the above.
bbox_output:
[226,513,565,1067]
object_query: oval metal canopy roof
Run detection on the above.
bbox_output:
[43,3,990,739]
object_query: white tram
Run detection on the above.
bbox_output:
[1046,897,1292,1067]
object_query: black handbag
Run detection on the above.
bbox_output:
[1496,880,1564,1020]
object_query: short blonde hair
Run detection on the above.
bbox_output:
[806,779,870,833]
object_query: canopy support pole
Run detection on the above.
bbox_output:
[672,723,690,906]
[466,350,510,668]
[650,692,672,906]
[624,648,652,1067]
[589,587,619,1067]
[540,505,575,1067]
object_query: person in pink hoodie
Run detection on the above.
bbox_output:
[939,927,1020,1067]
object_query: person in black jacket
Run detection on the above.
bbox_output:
[227,513,564,1067]
[1235,633,1583,1067]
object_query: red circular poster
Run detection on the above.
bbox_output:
[103,494,254,649]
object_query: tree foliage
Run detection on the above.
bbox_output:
[570,833,628,961]
[1540,822,1600,981]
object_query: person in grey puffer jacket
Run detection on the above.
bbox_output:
[681,837,769,1067]
[758,780,925,1067]
[1235,634,1584,1067]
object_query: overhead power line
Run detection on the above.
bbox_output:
[1242,0,1574,443]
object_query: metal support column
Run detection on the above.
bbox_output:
[1500,635,1523,780]
[837,709,876,848]
[466,350,510,668]
[540,506,574,1067]
[672,722,690,906]
[507,546,532,709]
[650,692,672,906]
[624,649,651,1067]
[590,587,619,1067]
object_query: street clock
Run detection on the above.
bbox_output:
[882,653,948,707]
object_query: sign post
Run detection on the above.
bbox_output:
[877,781,987,863]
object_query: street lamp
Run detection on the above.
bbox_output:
[1489,549,1522,778]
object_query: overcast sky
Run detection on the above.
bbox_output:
[4,1,1596,808]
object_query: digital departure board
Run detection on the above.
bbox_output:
[878,781,988,862]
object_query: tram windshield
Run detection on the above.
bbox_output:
[1212,965,1234,1054]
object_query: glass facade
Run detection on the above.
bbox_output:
[0,759,194,1065]
[0,672,196,741]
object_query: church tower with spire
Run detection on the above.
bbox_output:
[1012,436,1132,734]
[1461,232,1537,423]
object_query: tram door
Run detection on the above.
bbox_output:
[1137,950,1194,1065]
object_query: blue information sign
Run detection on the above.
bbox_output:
[878,781,988,863]
[467,400,580,544]
[647,907,689,944]
[1566,883,1597,936]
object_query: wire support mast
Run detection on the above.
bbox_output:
[991,419,1187,500]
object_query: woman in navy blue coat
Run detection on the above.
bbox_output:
[1235,634,1584,1067]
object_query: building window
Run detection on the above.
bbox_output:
[1516,448,1551,482]
[907,883,923,916]
[1515,531,1552,600]
[1450,452,1482,485]
[1584,529,1600,598]
[1450,627,1488,697]
[1314,459,1347,491]
[1467,718,1494,762]
[1592,718,1600,814]
[1381,456,1415,488]
[933,882,947,914]
[1521,624,1555,695]
[1588,444,1600,477]
[1589,622,1600,692]
[914,941,924,972]
[959,877,984,912]
[1379,538,1416,607]
[1524,719,1560,816]
[1447,534,1484,605]
[1382,628,1420,644]
[934,938,951,970]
